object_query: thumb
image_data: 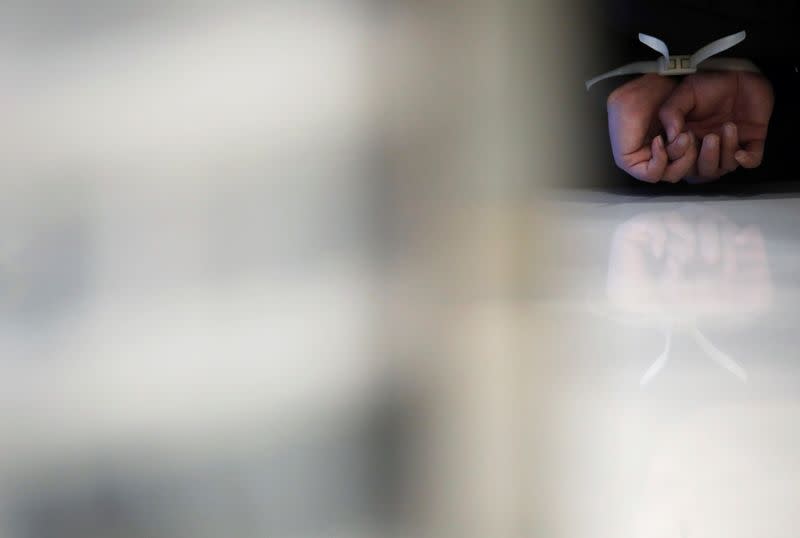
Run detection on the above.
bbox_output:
[659,80,695,143]
[734,139,766,169]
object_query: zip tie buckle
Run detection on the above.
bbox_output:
[586,30,756,90]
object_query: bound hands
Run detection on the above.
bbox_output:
[607,71,773,183]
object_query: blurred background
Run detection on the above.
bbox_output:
[0,1,593,537]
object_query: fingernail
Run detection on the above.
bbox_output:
[677,133,688,146]
[707,136,718,148]
[655,135,664,148]
[667,126,678,142]
[735,150,747,162]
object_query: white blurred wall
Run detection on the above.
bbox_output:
[0,2,586,537]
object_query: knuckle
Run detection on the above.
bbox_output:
[607,87,627,108]
[644,166,664,183]
[607,80,639,108]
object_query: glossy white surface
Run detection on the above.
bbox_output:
[547,192,800,538]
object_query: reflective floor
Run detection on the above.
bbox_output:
[544,190,800,538]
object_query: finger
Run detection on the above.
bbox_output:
[659,79,695,143]
[663,132,698,183]
[698,133,721,179]
[663,211,696,264]
[627,135,668,183]
[720,122,740,173]
[607,77,664,158]
[621,213,668,257]
[721,223,738,281]
[665,132,691,161]
[698,217,721,265]
[733,226,769,278]
[734,139,766,169]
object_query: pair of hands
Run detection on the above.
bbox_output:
[607,71,774,183]
[607,208,772,322]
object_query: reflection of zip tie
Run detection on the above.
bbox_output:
[640,327,672,386]
[585,299,749,386]
[691,326,748,382]
[639,325,748,386]
[586,31,760,90]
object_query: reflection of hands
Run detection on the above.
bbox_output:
[660,71,774,181]
[607,75,697,183]
[607,208,772,323]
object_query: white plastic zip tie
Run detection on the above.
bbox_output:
[640,328,672,386]
[584,299,749,387]
[691,326,748,382]
[586,30,759,90]
[637,326,748,386]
